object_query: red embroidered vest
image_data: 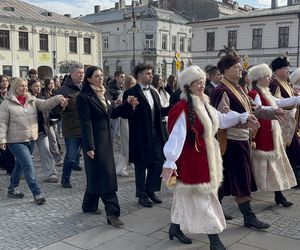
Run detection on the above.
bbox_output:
[168,100,210,185]
[248,90,274,151]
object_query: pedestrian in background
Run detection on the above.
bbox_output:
[115,75,136,176]
[0,77,68,205]
[28,79,59,183]
[76,66,138,227]
[0,75,15,175]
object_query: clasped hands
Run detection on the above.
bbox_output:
[126,95,139,109]
[58,95,69,108]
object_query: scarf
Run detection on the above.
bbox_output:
[90,84,107,111]
[17,95,26,106]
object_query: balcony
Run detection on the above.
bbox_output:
[143,48,156,55]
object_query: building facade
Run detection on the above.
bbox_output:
[191,4,300,70]
[80,1,192,79]
[0,0,102,78]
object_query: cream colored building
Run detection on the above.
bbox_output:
[0,0,102,78]
[191,3,300,70]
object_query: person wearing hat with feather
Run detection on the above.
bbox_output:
[161,65,259,249]
[211,47,285,230]
[269,57,300,187]
[248,63,299,207]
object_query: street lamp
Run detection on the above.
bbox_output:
[297,12,300,67]
[131,1,137,72]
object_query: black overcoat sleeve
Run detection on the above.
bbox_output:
[76,94,95,152]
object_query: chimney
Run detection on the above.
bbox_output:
[119,0,125,9]
[115,2,120,10]
[271,0,278,9]
[64,14,71,18]
[94,5,101,13]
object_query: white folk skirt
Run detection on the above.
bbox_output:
[171,188,226,234]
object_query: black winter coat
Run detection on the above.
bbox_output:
[76,83,133,194]
[122,84,170,164]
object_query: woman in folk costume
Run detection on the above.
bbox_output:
[248,63,299,207]
[161,65,259,250]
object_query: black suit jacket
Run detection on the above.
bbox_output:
[122,84,170,164]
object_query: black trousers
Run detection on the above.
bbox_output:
[82,189,120,217]
[134,161,163,198]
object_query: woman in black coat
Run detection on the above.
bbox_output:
[76,66,138,227]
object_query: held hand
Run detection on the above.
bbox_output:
[0,144,6,150]
[160,168,177,182]
[114,98,122,106]
[127,96,139,109]
[58,96,69,108]
[87,150,95,159]
[246,114,260,130]
[275,108,286,121]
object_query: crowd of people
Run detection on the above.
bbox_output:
[1,48,300,249]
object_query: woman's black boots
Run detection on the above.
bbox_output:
[238,201,270,229]
[274,191,293,207]
[168,223,192,244]
[208,234,226,250]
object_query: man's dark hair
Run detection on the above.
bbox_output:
[208,66,220,77]
[133,63,153,79]
[114,70,124,77]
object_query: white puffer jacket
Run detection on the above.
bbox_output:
[0,92,62,144]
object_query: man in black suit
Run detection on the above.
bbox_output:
[122,64,170,207]
[204,66,222,98]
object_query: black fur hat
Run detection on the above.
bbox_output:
[217,46,240,74]
[270,57,290,71]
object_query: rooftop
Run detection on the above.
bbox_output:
[0,0,94,28]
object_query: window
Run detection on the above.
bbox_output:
[2,65,12,77]
[103,36,109,51]
[162,34,167,50]
[252,28,262,49]
[206,32,215,51]
[172,36,176,51]
[228,30,237,49]
[179,37,185,52]
[84,37,91,54]
[187,38,192,52]
[0,30,9,49]
[278,27,289,48]
[69,36,77,53]
[19,66,29,78]
[104,65,110,77]
[39,34,48,51]
[145,34,154,49]
[19,32,28,50]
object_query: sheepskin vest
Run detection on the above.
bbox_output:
[248,88,281,160]
[168,95,223,194]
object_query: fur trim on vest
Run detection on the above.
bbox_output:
[175,94,223,194]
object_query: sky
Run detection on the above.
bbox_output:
[22,0,288,17]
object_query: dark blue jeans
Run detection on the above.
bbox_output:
[8,141,42,197]
[62,137,81,182]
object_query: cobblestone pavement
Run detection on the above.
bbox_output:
[0,140,300,249]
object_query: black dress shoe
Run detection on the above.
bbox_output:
[169,223,192,244]
[83,208,102,214]
[72,165,82,171]
[147,192,162,204]
[138,197,153,207]
[61,180,72,188]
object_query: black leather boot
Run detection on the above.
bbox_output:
[207,234,226,250]
[294,167,300,188]
[238,201,270,229]
[274,191,293,207]
[168,223,192,244]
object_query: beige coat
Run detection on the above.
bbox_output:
[0,93,62,144]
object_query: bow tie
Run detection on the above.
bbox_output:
[142,86,150,91]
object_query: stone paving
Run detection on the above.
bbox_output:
[0,141,300,249]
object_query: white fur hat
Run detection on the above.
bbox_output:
[178,65,206,91]
[290,68,300,85]
[248,63,272,82]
